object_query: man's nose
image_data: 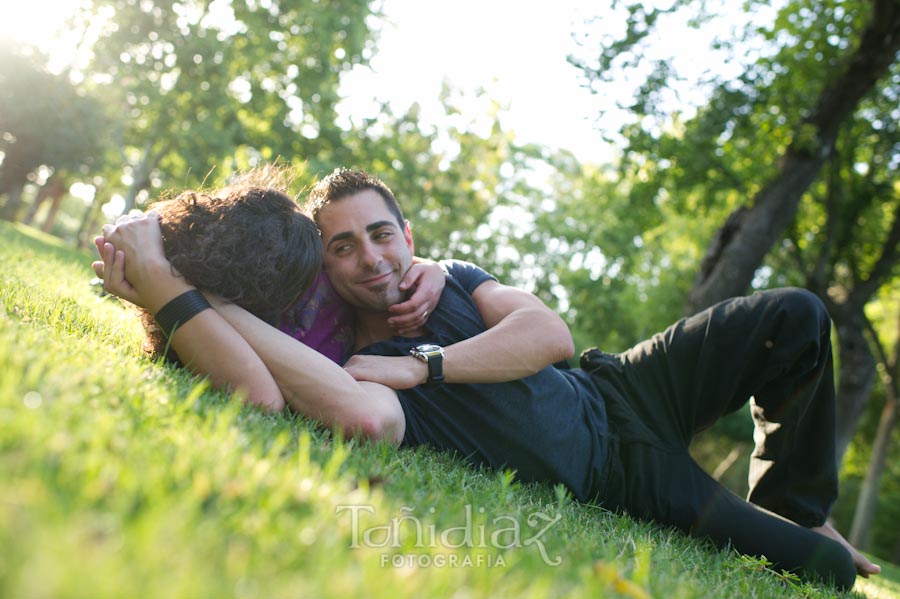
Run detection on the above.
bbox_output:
[359,240,381,268]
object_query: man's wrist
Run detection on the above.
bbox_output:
[409,344,445,384]
[410,356,429,385]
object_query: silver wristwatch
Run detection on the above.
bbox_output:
[410,343,445,384]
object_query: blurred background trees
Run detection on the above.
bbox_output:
[1,0,898,561]
[565,0,900,559]
[0,44,108,222]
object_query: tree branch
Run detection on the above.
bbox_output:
[688,0,900,312]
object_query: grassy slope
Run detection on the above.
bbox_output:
[0,220,894,599]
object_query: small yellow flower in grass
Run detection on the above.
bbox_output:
[593,560,653,599]
[223,478,245,499]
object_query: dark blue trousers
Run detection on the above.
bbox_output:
[581,288,856,589]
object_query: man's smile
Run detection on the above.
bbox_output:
[357,270,393,287]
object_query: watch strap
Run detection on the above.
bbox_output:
[424,352,444,383]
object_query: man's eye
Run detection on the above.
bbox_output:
[374,231,393,241]
[334,243,353,254]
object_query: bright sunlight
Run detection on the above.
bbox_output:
[0,0,78,51]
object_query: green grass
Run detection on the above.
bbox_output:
[0,219,896,598]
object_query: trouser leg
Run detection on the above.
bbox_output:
[617,442,856,590]
[582,287,839,526]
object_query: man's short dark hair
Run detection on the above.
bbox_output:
[306,168,405,228]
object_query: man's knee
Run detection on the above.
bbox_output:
[778,287,827,318]
[761,287,831,338]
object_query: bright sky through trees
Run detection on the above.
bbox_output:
[0,0,778,165]
[337,0,781,164]
[0,0,70,43]
[336,0,609,161]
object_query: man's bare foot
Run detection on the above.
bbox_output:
[811,521,882,578]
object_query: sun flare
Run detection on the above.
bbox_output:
[0,0,82,60]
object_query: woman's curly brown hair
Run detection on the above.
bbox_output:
[138,170,322,361]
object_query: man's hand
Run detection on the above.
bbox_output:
[388,260,446,335]
[343,354,427,389]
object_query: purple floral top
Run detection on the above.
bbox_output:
[277,271,353,364]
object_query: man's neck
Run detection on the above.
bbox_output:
[352,311,427,351]
[353,312,395,351]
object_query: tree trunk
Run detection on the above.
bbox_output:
[40,192,67,234]
[0,149,33,222]
[0,136,42,221]
[76,189,110,250]
[831,311,877,462]
[123,139,158,213]
[849,395,898,549]
[687,0,900,313]
[849,309,900,549]
[687,158,828,313]
[0,181,26,221]
[22,172,67,228]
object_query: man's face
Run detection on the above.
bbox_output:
[316,189,414,313]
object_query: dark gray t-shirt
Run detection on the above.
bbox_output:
[355,260,613,502]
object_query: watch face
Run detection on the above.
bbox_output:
[415,344,442,353]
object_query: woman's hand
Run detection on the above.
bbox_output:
[92,236,145,307]
[388,259,446,336]
[92,211,191,313]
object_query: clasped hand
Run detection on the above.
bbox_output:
[92,211,173,310]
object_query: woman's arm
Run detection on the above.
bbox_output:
[97,213,405,441]
[95,221,284,411]
[212,298,405,442]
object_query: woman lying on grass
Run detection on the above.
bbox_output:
[93,168,444,407]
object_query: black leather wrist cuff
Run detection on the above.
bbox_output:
[154,290,211,337]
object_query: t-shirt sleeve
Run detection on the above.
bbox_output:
[439,260,497,296]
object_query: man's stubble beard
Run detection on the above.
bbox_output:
[351,268,412,314]
[362,287,402,313]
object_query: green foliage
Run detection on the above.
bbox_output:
[2,220,883,598]
[62,0,377,206]
[569,0,893,274]
[519,154,699,353]
[829,283,900,561]
[568,0,900,557]
[334,91,515,272]
[0,45,109,214]
[837,434,900,566]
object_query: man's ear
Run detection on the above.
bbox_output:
[404,219,414,254]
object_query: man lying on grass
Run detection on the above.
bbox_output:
[94,167,879,590]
